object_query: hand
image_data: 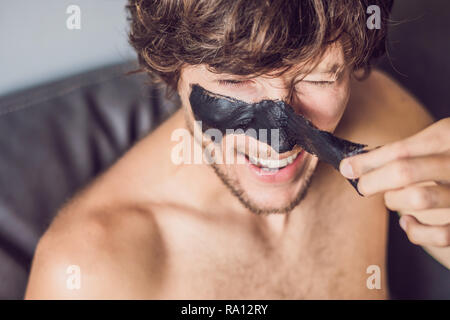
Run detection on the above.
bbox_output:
[340,118,450,248]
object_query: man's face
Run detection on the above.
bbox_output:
[177,44,351,214]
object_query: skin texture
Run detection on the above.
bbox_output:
[25,44,448,300]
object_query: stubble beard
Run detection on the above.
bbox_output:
[209,161,316,215]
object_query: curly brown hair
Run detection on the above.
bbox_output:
[126,0,394,99]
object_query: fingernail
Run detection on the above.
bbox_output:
[340,160,355,179]
[399,216,407,231]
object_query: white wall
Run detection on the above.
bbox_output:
[0,0,136,96]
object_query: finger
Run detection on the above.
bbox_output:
[340,118,450,179]
[385,184,450,211]
[357,155,450,196]
[399,215,450,247]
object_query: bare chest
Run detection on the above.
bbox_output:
[154,211,388,299]
[145,165,389,299]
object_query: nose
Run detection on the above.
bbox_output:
[260,86,288,101]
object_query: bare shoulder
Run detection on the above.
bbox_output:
[339,68,435,146]
[25,113,179,299]
[25,198,167,299]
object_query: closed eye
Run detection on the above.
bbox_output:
[217,79,249,87]
[304,80,336,87]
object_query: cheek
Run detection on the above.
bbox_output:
[296,82,350,131]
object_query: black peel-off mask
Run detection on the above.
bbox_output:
[189,83,368,195]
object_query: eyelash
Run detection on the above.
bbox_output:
[217,79,249,87]
[304,80,335,87]
[219,79,336,88]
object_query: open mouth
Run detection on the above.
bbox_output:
[234,148,307,184]
[238,149,303,172]
[247,151,301,171]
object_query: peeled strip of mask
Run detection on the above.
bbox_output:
[189,84,368,195]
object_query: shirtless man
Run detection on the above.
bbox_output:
[25,0,449,299]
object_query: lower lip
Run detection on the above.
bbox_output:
[245,150,306,184]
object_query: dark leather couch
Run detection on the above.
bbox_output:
[0,0,448,299]
[0,62,180,299]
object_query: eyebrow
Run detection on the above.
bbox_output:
[315,63,345,75]
[212,62,345,82]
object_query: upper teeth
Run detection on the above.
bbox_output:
[248,152,300,169]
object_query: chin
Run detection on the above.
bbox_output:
[241,188,306,214]
[212,152,318,214]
